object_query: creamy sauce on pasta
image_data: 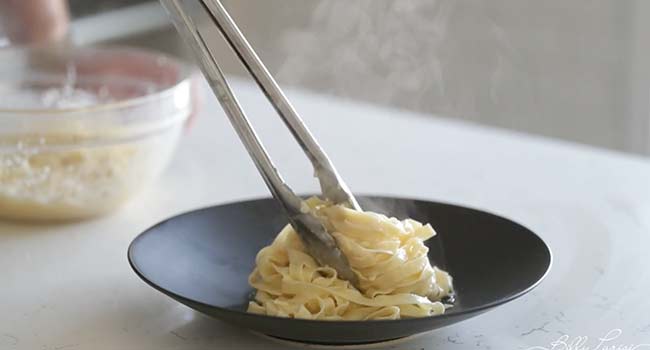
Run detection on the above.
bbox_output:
[247,198,453,320]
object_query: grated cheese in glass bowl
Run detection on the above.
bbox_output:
[0,46,195,221]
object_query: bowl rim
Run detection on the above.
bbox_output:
[127,194,553,326]
[0,44,194,116]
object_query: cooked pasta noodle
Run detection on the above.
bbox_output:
[247,198,453,320]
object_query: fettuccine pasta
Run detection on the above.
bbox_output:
[247,198,453,320]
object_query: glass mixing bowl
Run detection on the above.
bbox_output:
[0,46,194,221]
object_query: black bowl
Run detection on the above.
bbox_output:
[128,196,551,345]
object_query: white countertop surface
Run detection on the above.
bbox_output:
[2,79,650,350]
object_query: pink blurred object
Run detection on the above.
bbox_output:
[0,0,70,45]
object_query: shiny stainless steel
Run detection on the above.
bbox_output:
[160,0,360,286]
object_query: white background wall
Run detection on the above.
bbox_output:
[78,0,650,156]
[208,0,650,156]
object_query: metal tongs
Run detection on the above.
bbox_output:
[161,0,360,286]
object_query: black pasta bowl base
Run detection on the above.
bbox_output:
[128,196,552,345]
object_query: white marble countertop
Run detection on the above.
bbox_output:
[2,80,650,350]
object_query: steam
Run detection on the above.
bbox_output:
[274,0,534,121]
[358,196,422,222]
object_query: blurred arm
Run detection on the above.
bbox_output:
[0,0,70,44]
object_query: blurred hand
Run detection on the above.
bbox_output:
[0,0,70,45]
